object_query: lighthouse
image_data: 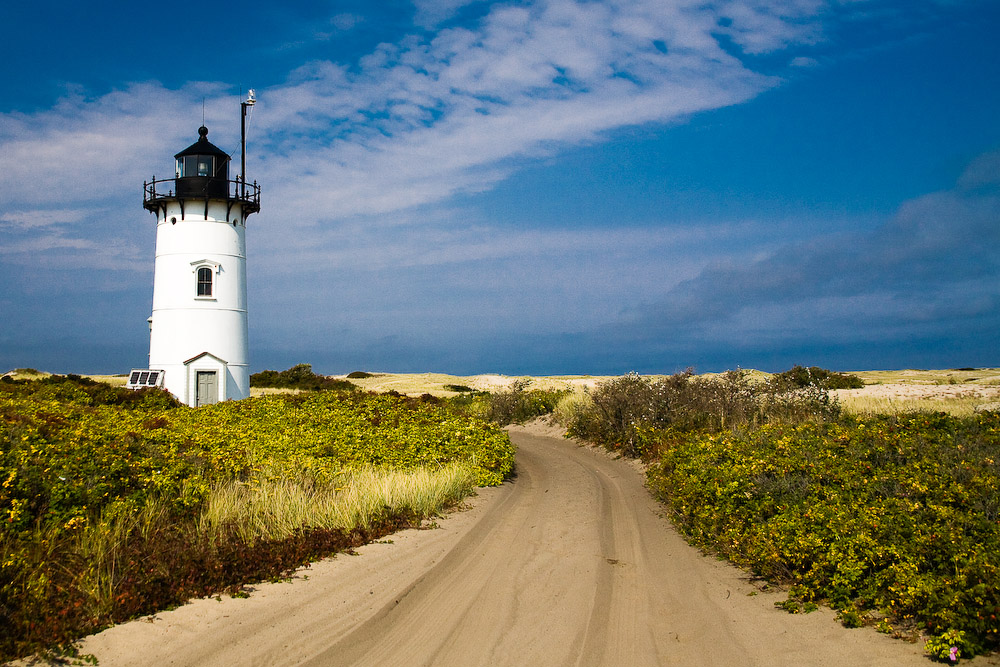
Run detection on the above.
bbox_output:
[136,93,260,407]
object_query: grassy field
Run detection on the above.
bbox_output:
[834,369,1000,416]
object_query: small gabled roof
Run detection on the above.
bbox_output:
[183,351,228,366]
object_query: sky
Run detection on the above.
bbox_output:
[0,0,998,376]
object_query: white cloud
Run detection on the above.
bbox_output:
[0,0,841,227]
[0,82,233,209]
[713,0,827,54]
[0,0,852,281]
[0,208,88,230]
[247,0,819,229]
[790,55,820,67]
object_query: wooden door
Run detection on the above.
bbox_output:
[196,371,218,406]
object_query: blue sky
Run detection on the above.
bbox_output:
[1,0,998,376]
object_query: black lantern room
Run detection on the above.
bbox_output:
[143,123,260,221]
[174,126,230,198]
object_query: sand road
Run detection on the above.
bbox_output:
[76,424,941,666]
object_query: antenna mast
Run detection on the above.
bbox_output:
[241,89,256,200]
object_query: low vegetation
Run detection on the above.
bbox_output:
[562,370,839,457]
[771,365,865,390]
[6,363,997,661]
[0,372,513,662]
[250,363,356,391]
[646,413,1000,662]
[555,368,1000,661]
[477,379,569,425]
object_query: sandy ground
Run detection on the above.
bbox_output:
[337,372,612,396]
[831,382,1000,412]
[61,422,999,667]
[833,383,1000,401]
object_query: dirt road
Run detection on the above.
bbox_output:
[77,424,940,666]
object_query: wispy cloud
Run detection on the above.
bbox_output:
[0,82,231,209]
[0,208,88,230]
[0,0,846,231]
[244,0,842,232]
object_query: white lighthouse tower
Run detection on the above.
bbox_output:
[138,94,260,407]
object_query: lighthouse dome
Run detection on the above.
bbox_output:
[173,126,231,198]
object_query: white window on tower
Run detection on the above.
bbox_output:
[191,260,220,299]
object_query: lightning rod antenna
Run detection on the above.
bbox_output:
[241,89,256,200]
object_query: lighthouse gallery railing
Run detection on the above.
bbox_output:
[143,177,261,216]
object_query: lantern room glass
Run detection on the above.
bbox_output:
[176,155,215,178]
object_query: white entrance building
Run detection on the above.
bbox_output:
[140,114,260,407]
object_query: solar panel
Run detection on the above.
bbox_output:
[126,369,164,390]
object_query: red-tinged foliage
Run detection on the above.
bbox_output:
[1,508,418,661]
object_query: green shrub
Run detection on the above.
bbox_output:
[0,372,181,409]
[347,371,375,379]
[482,380,568,425]
[771,365,865,390]
[250,364,356,391]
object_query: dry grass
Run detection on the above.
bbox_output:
[830,370,1000,416]
[1,368,52,381]
[84,374,128,387]
[849,368,1000,386]
[15,366,1000,416]
[59,464,476,624]
[199,464,477,544]
[249,386,302,397]
[338,369,1000,418]
[834,388,1000,417]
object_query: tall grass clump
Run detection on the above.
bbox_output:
[200,464,476,544]
[552,391,593,428]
